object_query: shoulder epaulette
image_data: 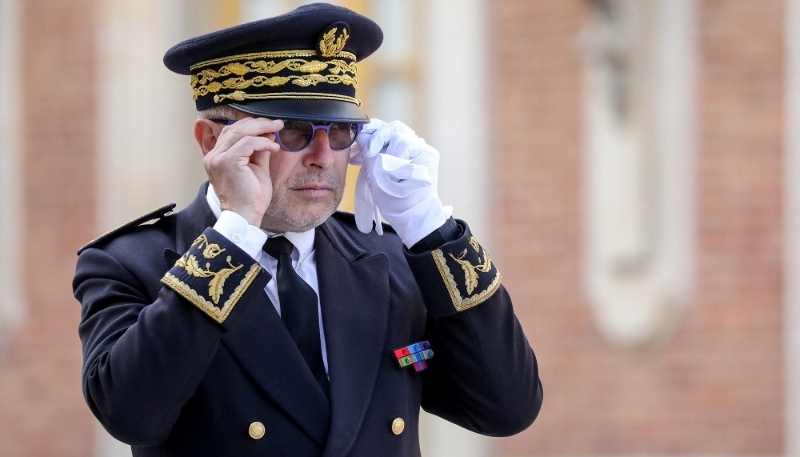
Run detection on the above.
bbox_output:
[77,203,177,254]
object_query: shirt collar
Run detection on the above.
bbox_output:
[206,183,316,263]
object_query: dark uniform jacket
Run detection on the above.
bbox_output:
[73,184,543,457]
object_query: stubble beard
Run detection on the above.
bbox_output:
[261,171,344,233]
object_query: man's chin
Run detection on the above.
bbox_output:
[261,200,341,233]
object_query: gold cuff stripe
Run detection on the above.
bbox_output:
[432,249,502,312]
[190,49,356,71]
[215,91,361,106]
[161,263,261,324]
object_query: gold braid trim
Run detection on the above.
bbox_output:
[192,59,357,86]
[214,91,361,106]
[431,249,502,312]
[191,56,358,102]
[190,49,356,71]
[161,263,261,324]
[195,73,358,100]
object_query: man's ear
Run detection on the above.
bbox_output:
[194,119,220,156]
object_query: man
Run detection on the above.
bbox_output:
[73,3,542,456]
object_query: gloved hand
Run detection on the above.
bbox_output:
[349,119,453,248]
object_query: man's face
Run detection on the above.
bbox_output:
[260,127,350,233]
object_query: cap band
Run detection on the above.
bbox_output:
[217,91,361,106]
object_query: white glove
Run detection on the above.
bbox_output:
[349,119,453,248]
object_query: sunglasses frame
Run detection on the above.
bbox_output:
[209,118,362,152]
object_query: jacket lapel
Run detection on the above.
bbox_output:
[317,217,391,457]
[167,183,331,446]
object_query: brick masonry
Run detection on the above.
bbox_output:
[0,1,98,456]
[490,0,784,454]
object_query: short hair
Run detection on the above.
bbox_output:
[197,105,242,120]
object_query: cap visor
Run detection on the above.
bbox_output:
[230,99,369,123]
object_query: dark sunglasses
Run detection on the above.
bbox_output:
[209,118,362,152]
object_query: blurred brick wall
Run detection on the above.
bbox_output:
[0,0,787,456]
[0,0,98,455]
[490,0,784,455]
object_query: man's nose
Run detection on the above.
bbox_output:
[302,130,335,169]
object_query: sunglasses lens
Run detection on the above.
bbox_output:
[328,122,359,149]
[278,120,313,151]
[277,120,358,151]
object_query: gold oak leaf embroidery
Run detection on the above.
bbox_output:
[189,234,226,259]
[298,60,329,73]
[448,238,494,295]
[450,249,479,294]
[191,234,209,248]
[319,27,349,57]
[176,254,215,278]
[208,256,243,304]
[470,236,493,273]
[203,243,225,259]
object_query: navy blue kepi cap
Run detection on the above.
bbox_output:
[163,3,383,123]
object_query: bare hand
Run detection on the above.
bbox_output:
[203,118,284,226]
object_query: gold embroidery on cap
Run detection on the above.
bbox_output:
[196,73,357,100]
[190,49,356,71]
[319,27,350,58]
[191,58,358,101]
[193,59,356,86]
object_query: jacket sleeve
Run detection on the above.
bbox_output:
[73,227,269,446]
[404,220,543,436]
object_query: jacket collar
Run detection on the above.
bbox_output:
[175,182,217,254]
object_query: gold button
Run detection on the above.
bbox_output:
[249,421,265,440]
[391,418,405,436]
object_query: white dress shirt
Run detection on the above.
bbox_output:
[206,184,328,374]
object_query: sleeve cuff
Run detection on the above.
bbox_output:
[409,217,461,253]
[213,210,268,260]
[405,221,502,316]
[161,228,264,324]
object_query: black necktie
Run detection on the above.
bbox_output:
[264,236,330,399]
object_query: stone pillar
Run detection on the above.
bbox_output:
[95,0,207,233]
[421,1,490,457]
[92,0,213,454]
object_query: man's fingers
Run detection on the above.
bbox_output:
[206,136,269,168]
[248,147,272,170]
[229,135,279,156]
[213,117,284,152]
